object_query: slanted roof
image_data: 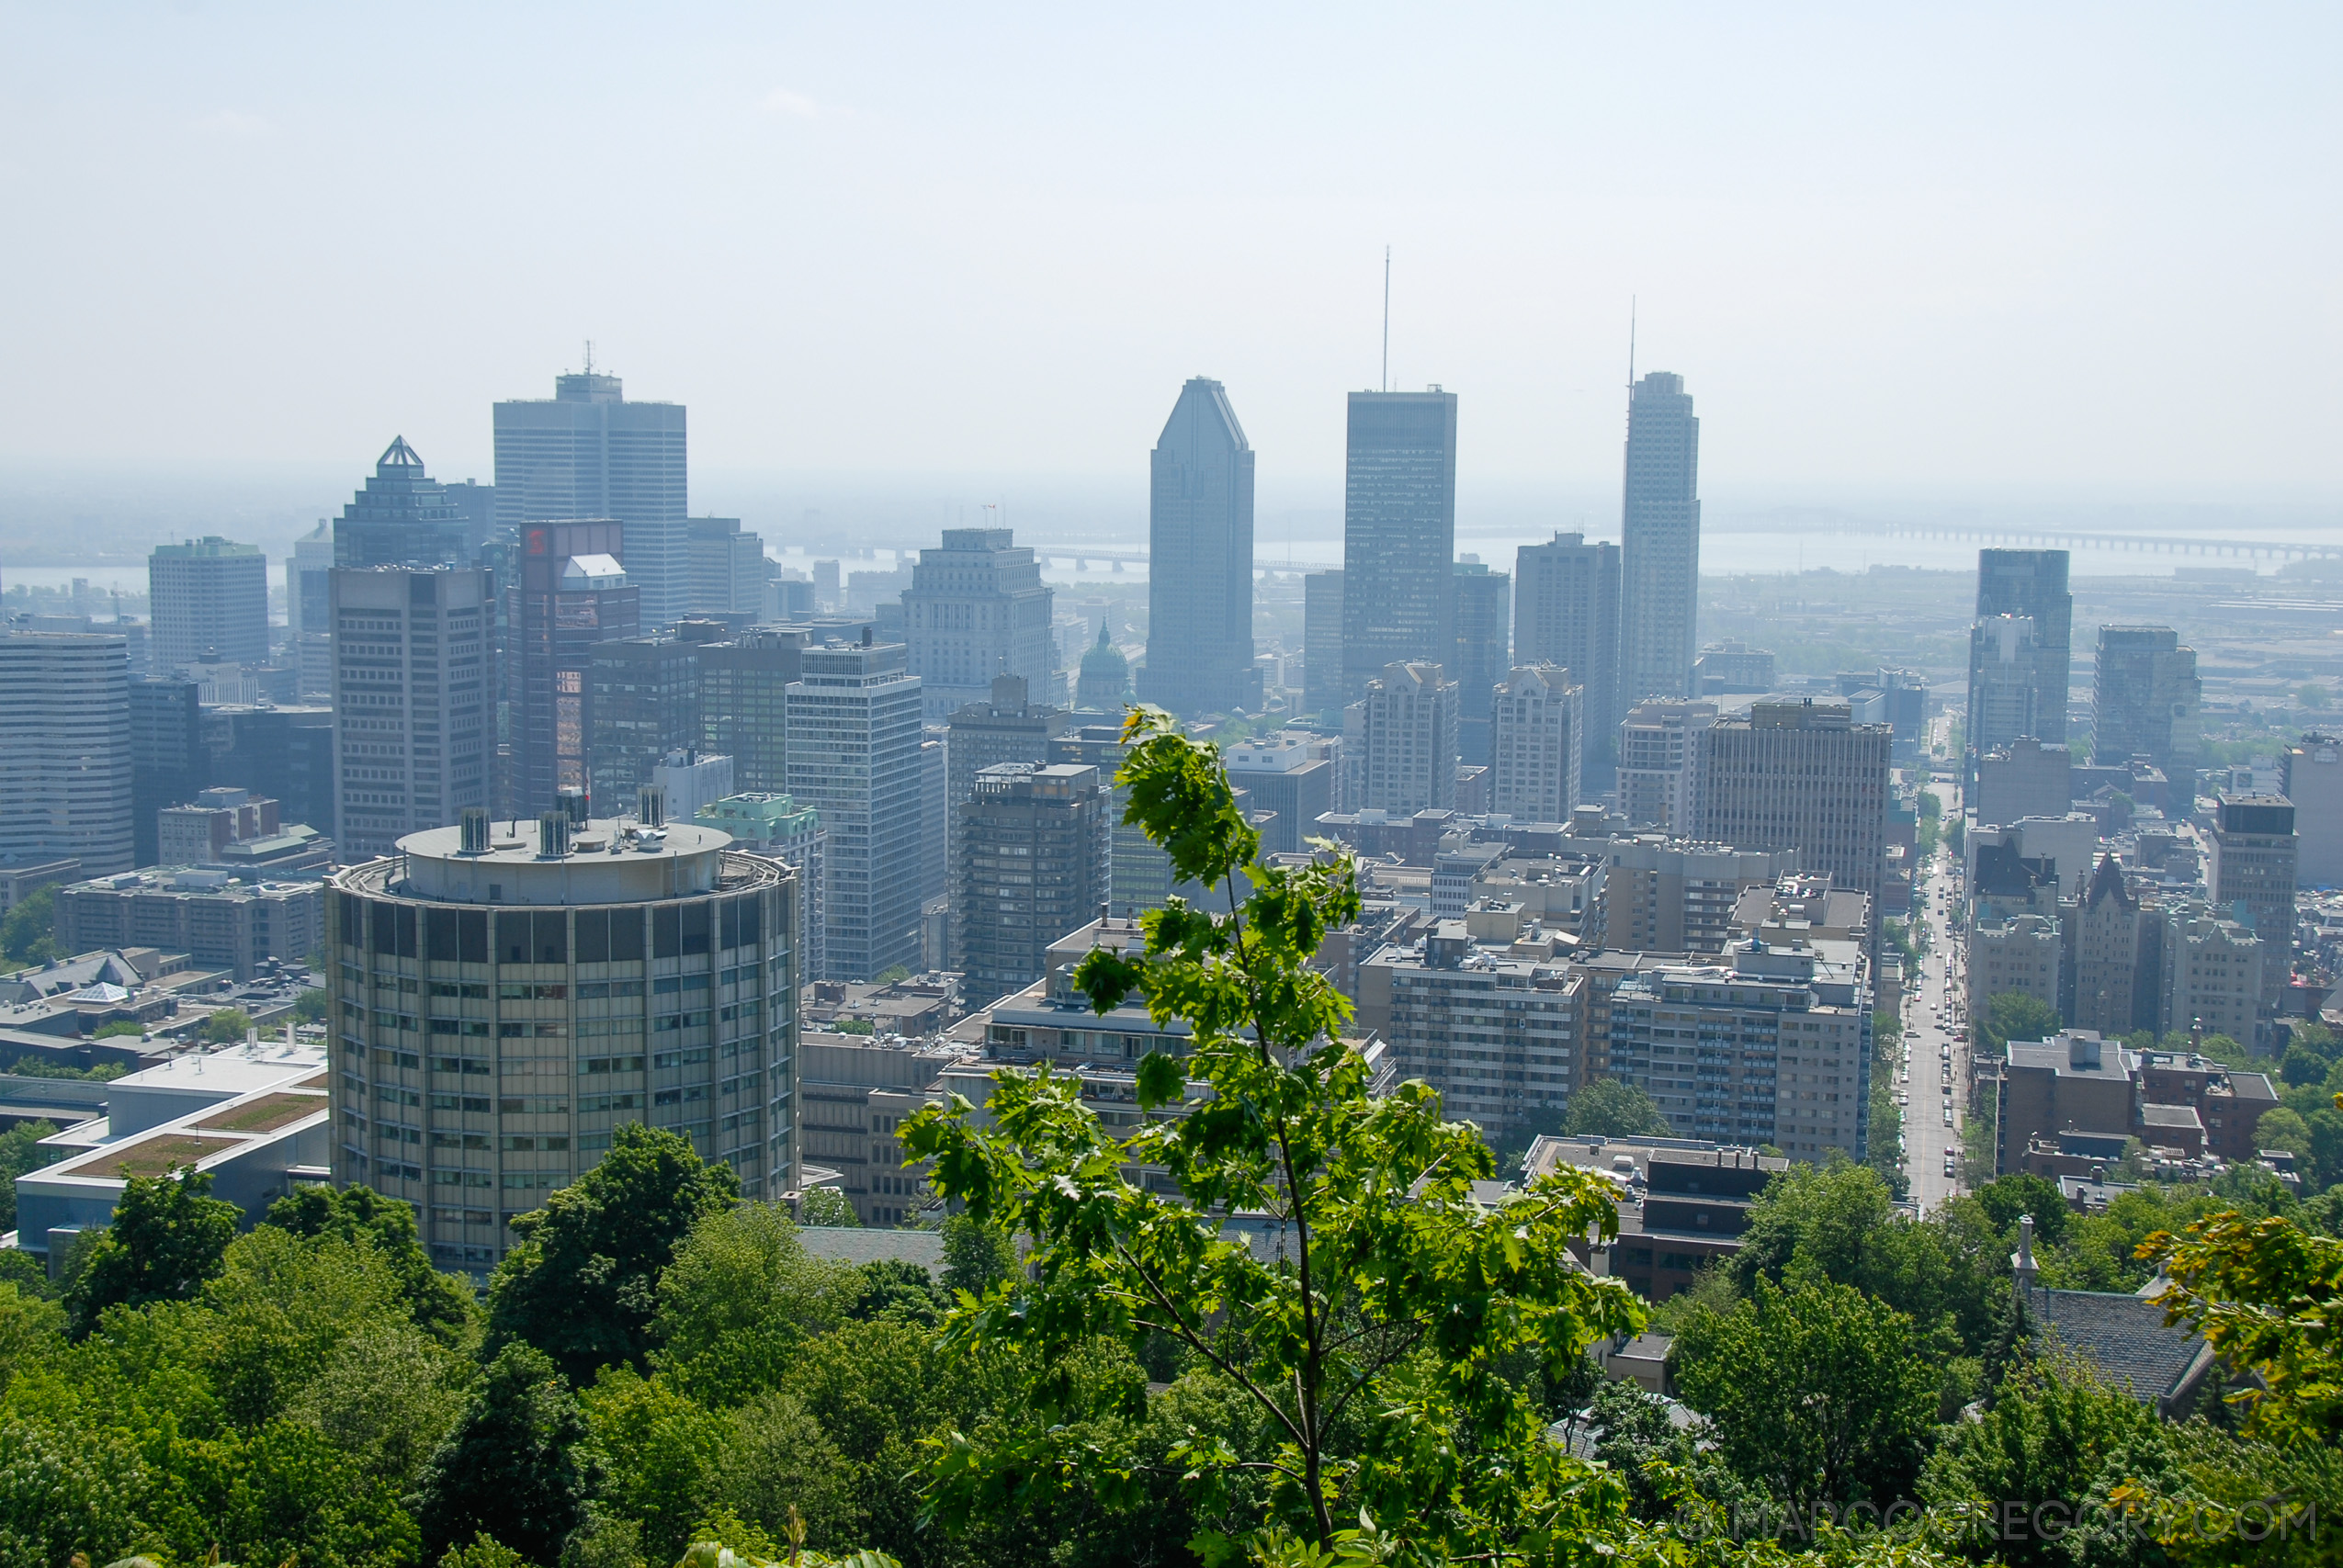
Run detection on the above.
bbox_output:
[795,1225,945,1275]
[2028,1285,2215,1417]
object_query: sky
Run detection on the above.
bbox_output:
[0,3,2337,524]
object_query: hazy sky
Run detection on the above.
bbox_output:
[2,3,2336,502]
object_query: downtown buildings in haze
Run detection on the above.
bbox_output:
[1341,389,1458,704]
[1617,371,1702,707]
[1142,378,1256,716]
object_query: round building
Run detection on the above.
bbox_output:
[327,807,797,1273]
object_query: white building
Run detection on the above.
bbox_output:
[0,632,134,875]
[149,536,269,673]
[1616,699,1717,832]
[330,567,497,861]
[787,640,925,980]
[901,529,1058,723]
[1489,664,1581,825]
[1346,661,1458,815]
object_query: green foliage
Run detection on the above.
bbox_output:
[200,1007,256,1043]
[295,987,331,1023]
[264,1184,477,1345]
[582,1366,731,1561]
[2281,1044,2328,1087]
[648,1201,855,1407]
[411,1342,598,1565]
[872,965,912,985]
[0,1119,60,1232]
[1560,1077,1672,1138]
[798,1186,860,1227]
[2140,1208,2343,1442]
[485,1122,739,1385]
[64,1168,239,1337]
[846,1259,945,1326]
[903,710,1647,1556]
[91,1021,147,1040]
[6,1054,127,1079]
[830,1019,875,1036]
[1975,990,2060,1056]
[937,1212,1015,1301]
[1671,1277,1941,1507]
[0,888,60,966]
[439,1534,531,1568]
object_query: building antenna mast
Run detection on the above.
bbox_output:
[1626,298,1636,391]
[1381,246,1391,393]
[583,340,594,376]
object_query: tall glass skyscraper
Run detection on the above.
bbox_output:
[1141,378,1256,716]
[1973,548,2072,739]
[1618,372,1701,705]
[1515,532,1620,770]
[494,371,690,633]
[334,436,472,570]
[1341,389,1457,703]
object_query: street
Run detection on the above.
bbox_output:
[1897,771,1970,1212]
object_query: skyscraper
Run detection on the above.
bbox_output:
[149,536,268,673]
[693,626,805,794]
[687,517,768,617]
[1971,548,2072,751]
[1341,389,1457,702]
[1696,699,1891,908]
[334,437,472,570]
[0,633,133,875]
[508,523,639,818]
[1348,661,1458,814]
[129,676,204,868]
[1303,570,1345,716]
[1617,372,1702,705]
[494,370,690,632]
[1141,378,1256,716]
[586,638,702,809]
[330,568,497,861]
[1489,665,1580,824]
[945,675,1069,901]
[787,638,924,980]
[2284,736,2342,889]
[1450,561,1511,767]
[1514,532,1620,771]
[954,763,1109,1008]
[1616,699,1717,832]
[2093,626,2202,798]
[901,529,1057,724]
[1967,615,2049,777]
[2206,795,2297,1010]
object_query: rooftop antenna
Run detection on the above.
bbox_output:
[583,339,594,376]
[1380,245,1391,393]
[1626,297,1636,392]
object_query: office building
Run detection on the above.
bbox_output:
[1530,1135,1788,1304]
[688,517,767,617]
[57,867,323,981]
[787,638,924,980]
[1341,389,1458,701]
[1609,940,1872,1162]
[1966,615,2049,778]
[1141,378,1256,716]
[325,811,796,1272]
[651,752,735,827]
[1223,732,1340,858]
[1617,372,1702,705]
[1302,570,1344,716]
[1693,640,1776,696]
[586,637,701,809]
[954,763,1109,1008]
[288,522,337,697]
[1348,661,1458,814]
[695,627,805,794]
[2207,795,2297,1009]
[334,436,473,570]
[1973,548,2072,741]
[331,568,497,861]
[1603,839,1800,955]
[2093,626,2202,799]
[1054,724,1173,915]
[798,1033,955,1225]
[2073,856,2160,1040]
[1975,739,2073,829]
[1616,699,1717,832]
[1696,699,1891,908]
[919,729,948,906]
[1996,1033,2137,1178]
[1488,664,1579,825]
[2285,736,2342,889]
[1451,561,1512,766]
[1357,922,1582,1134]
[1514,533,1620,763]
[697,792,827,987]
[508,523,639,817]
[203,704,337,843]
[1075,628,1132,715]
[494,368,690,631]
[0,633,135,875]
[902,529,1057,724]
[149,536,268,673]
[945,676,1070,897]
[129,676,205,868]
[1837,668,1930,761]
[157,786,279,866]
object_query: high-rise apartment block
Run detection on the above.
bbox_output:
[327,811,797,1274]
[1514,533,1619,765]
[687,517,767,618]
[1348,662,1458,815]
[787,639,924,980]
[1341,390,1457,702]
[944,676,1070,897]
[1302,570,1345,716]
[2207,795,2297,1009]
[1616,699,1717,832]
[1358,922,1582,1134]
[494,370,690,631]
[1053,724,1173,916]
[954,763,1108,1008]
[2073,855,2159,1040]
[149,536,268,673]
[1696,700,1890,908]
[1617,372,1702,705]
[1603,839,1799,955]
[1451,562,1512,766]
[334,437,473,570]
[509,523,638,817]
[0,633,134,875]
[902,529,1058,723]
[1141,378,1255,716]
[2093,626,2201,799]
[331,569,497,861]
[1488,665,1579,824]
[1972,547,2072,740]
[2284,736,2342,888]
[2161,901,2264,1045]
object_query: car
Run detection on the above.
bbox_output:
[1942,1109,1955,1126]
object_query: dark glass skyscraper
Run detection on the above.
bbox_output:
[1141,378,1255,716]
[1618,372,1701,705]
[1341,389,1457,703]
[1973,549,2072,741]
[1450,561,1511,766]
[334,436,471,570]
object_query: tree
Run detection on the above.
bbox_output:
[201,1006,256,1043]
[2139,1208,2343,1442]
[266,1182,477,1343]
[412,1342,599,1565]
[2257,1106,2314,1155]
[63,1167,238,1337]
[485,1122,739,1384]
[847,1258,946,1325]
[648,1201,855,1406]
[1561,1077,1672,1138]
[0,887,60,966]
[2282,1044,2329,1088]
[904,711,1645,1558]
[1976,991,2060,1056]
[1670,1277,1940,1508]
[295,987,331,1022]
[938,1211,1015,1301]
[0,1118,59,1231]
[798,1186,860,1227]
